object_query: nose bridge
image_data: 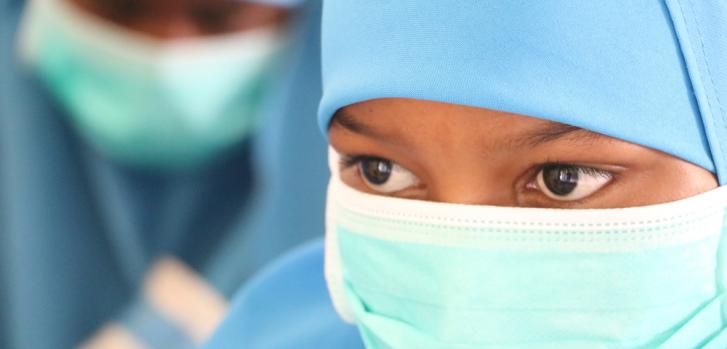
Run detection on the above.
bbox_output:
[417,114,520,206]
[421,137,517,206]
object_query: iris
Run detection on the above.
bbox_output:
[360,158,392,185]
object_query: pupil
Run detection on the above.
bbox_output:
[543,164,579,196]
[361,158,392,185]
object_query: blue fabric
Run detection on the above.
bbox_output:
[204,239,364,349]
[0,0,327,347]
[120,300,196,349]
[318,0,727,183]
[202,0,328,294]
[664,0,727,185]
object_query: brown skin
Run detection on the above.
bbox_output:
[329,98,718,209]
[70,0,290,38]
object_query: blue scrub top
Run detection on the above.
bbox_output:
[0,0,328,347]
[204,239,364,349]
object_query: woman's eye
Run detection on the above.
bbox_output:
[534,164,613,201]
[357,157,419,193]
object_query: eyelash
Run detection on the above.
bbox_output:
[339,154,372,169]
[532,163,612,179]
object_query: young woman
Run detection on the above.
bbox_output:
[207,1,727,348]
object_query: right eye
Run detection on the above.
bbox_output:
[357,157,420,193]
[534,164,613,201]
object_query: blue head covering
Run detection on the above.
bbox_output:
[318,0,727,183]
[1,0,327,347]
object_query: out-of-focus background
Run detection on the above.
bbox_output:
[0,0,327,347]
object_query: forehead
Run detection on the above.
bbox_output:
[333,98,609,150]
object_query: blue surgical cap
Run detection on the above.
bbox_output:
[319,1,727,183]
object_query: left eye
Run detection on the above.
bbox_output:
[535,164,613,201]
[358,157,419,193]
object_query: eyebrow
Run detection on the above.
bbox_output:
[331,109,391,140]
[518,122,605,147]
[331,109,607,148]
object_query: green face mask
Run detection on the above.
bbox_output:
[20,0,284,170]
[325,151,727,349]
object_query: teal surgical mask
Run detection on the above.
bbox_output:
[325,151,727,349]
[20,0,284,169]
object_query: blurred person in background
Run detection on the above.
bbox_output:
[0,0,327,347]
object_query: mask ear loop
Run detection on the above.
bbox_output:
[324,147,357,323]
